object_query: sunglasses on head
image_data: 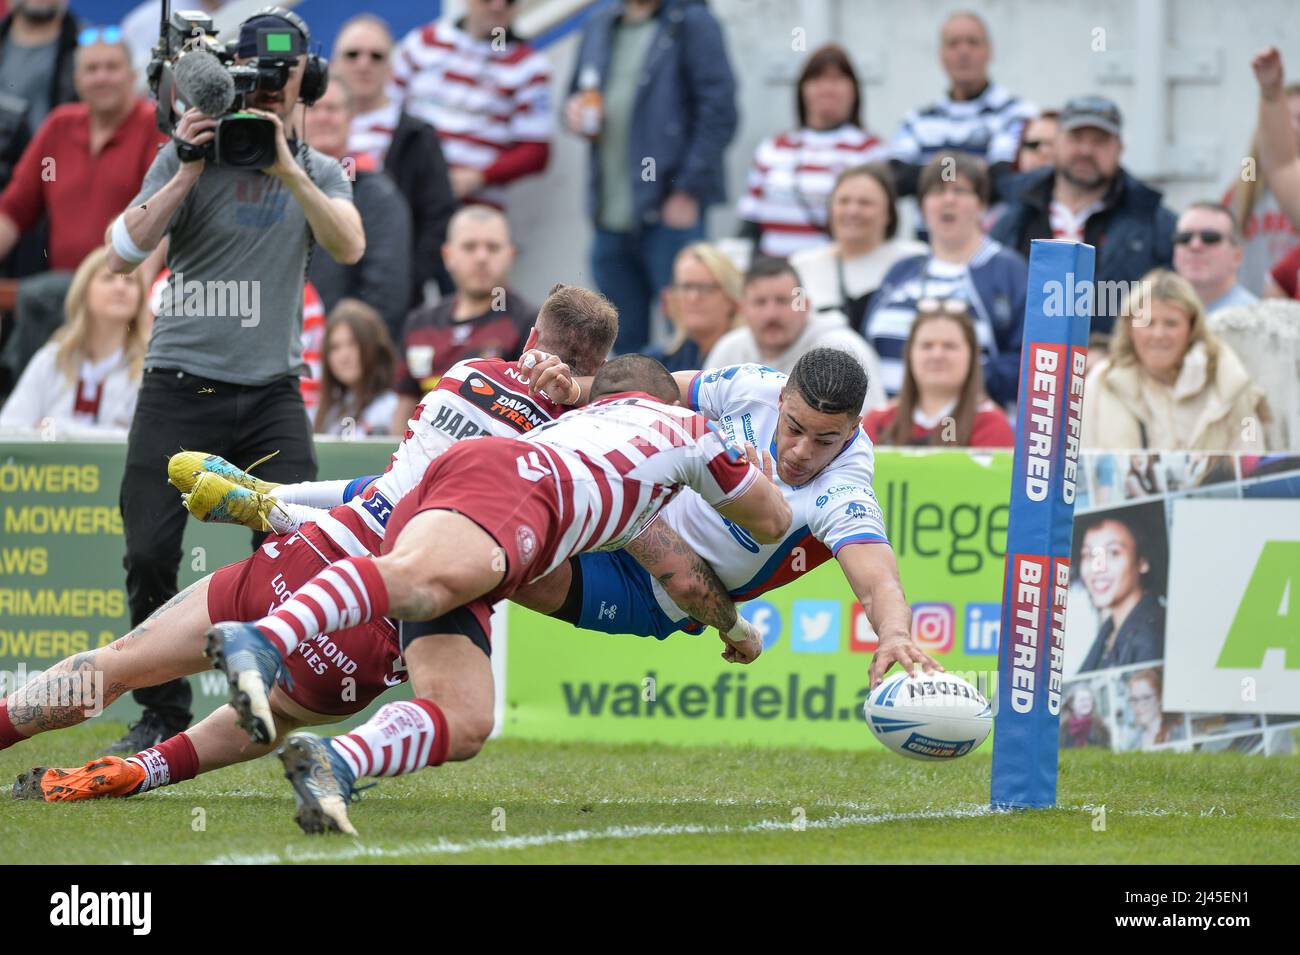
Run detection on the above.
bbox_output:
[916,297,970,317]
[78,26,123,46]
[1173,229,1226,246]
[341,49,387,62]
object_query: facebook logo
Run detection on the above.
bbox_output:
[964,603,1001,655]
[791,600,840,653]
[740,600,781,650]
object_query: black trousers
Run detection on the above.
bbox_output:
[120,367,318,724]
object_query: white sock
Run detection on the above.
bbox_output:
[328,700,446,778]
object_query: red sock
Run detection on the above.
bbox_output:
[254,556,390,657]
[329,698,451,779]
[0,701,26,750]
[128,731,200,792]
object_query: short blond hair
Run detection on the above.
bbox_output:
[1109,268,1215,370]
[535,283,618,376]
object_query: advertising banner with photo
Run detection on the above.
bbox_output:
[509,449,1300,754]
[1060,452,1300,756]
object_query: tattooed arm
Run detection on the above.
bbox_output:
[625,518,762,664]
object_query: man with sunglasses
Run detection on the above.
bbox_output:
[1172,203,1258,315]
[332,13,454,307]
[992,94,1177,334]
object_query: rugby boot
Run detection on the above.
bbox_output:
[278,733,362,836]
[13,756,145,802]
[204,622,289,745]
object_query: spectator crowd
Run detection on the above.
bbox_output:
[0,0,1296,462]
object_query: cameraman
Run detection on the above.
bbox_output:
[104,11,363,754]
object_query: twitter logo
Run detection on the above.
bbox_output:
[791,600,841,653]
[739,600,782,650]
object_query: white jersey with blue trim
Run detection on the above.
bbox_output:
[647,363,889,618]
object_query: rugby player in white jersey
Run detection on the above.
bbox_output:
[204,355,790,834]
[517,347,942,694]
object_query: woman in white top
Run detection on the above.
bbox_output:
[0,247,150,436]
[790,163,927,331]
[1081,269,1269,453]
[313,298,399,437]
[736,44,888,259]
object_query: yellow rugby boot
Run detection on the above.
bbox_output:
[167,450,281,496]
[182,471,285,532]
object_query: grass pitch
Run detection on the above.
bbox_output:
[1,724,1295,864]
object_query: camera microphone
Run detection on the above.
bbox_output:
[173,50,236,117]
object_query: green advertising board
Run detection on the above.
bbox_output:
[504,449,1014,750]
[0,440,395,724]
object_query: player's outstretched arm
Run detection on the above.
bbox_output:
[1253,47,1300,229]
[714,442,792,544]
[625,519,761,664]
[836,542,943,689]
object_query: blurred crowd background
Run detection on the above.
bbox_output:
[0,0,1298,456]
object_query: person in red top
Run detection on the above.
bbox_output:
[864,300,1015,448]
[0,33,164,387]
[1266,241,1300,298]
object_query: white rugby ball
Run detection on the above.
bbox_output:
[864,671,992,761]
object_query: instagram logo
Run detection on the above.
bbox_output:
[910,602,954,653]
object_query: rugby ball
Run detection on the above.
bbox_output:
[864,671,992,761]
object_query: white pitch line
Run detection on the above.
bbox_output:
[204,805,996,865]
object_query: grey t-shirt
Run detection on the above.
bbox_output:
[595,16,655,232]
[0,37,58,130]
[131,140,352,385]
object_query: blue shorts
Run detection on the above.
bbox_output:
[576,550,702,640]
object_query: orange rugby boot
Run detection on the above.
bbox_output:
[12,756,146,802]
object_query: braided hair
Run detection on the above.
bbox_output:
[787,347,868,416]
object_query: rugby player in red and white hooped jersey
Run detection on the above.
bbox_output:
[222,286,759,658]
[520,347,942,697]
[206,355,791,834]
[0,287,607,802]
[3,287,759,805]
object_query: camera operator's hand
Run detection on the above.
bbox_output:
[174,108,215,174]
[244,107,302,184]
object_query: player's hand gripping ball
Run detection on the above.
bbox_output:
[864,671,992,760]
